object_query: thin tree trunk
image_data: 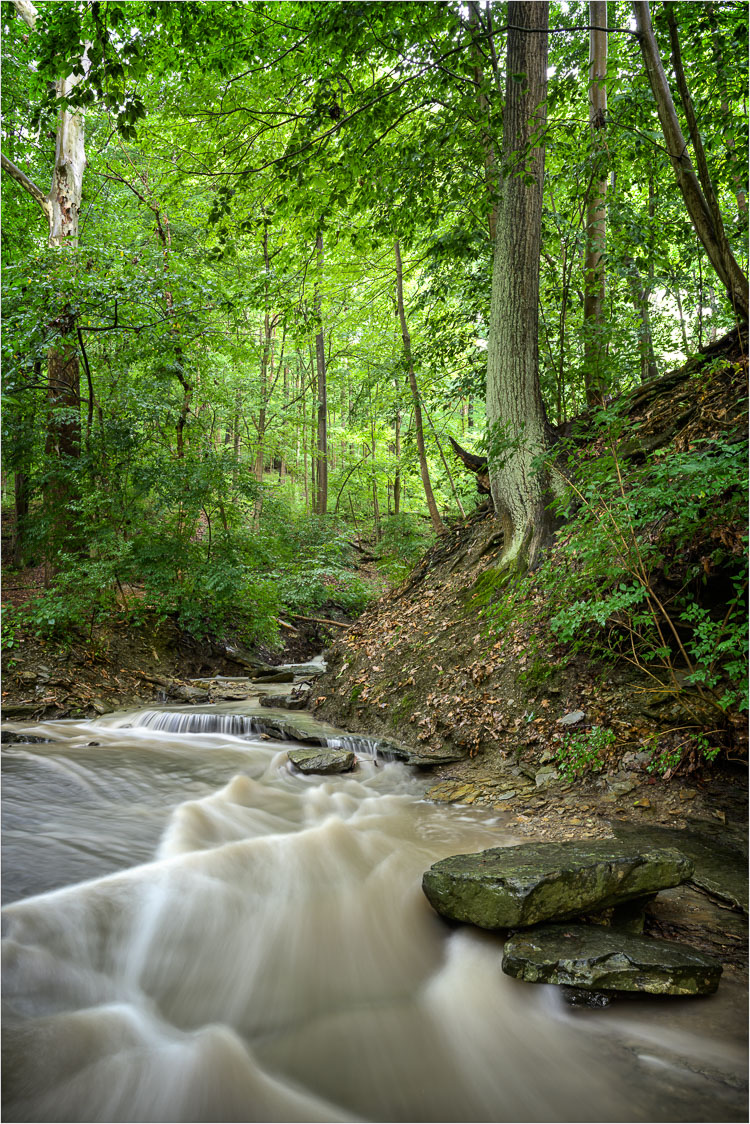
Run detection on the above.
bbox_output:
[393,403,401,516]
[664,3,746,290]
[583,0,609,405]
[633,1,748,321]
[12,471,29,568]
[424,407,466,519]
[370,415,381,540]
[394,239,444,534]
[315,230,328,515]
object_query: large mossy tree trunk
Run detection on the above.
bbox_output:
[485,0,555,570]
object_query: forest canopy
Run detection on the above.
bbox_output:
[1,0,747,654]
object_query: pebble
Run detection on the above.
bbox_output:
[557,710,585,726]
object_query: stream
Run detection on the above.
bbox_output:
[2,689,747,1123]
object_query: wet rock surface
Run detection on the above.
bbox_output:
[287,747,356,774]
[422,840,693,929]
[613,822,748,913]
[360,735,466,767]
[259,691,310,711]
[502,923,723,995]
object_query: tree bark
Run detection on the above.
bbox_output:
[394,239,444,534]
[485,1,554,569]
[468,1,500,243]
[633,1,748,321]
[583,0,609,405]
[393,401,401,515]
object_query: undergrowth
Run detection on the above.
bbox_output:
[482,384,748,774]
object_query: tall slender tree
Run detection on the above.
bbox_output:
[582,0,609,405]
[633,0,748,322]
[315,230,328,515]
[485,1,555,569]
[394,239,444,534]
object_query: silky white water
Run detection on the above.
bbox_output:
[2,703,747,1122]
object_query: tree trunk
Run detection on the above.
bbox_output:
[485,0,554,570]
[12,471,29,568]
[394,239,444,534]
[393,403,401,515]
[315,231,328,516]
[468,1,500,242]
[370,415,381,540]
[633,1,749,321]
[583,0,609,405]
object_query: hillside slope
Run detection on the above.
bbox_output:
[312,329,748,849]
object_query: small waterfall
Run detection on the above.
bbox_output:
[126,710,385,759]
[134,711,267,737]
[2,703,747,1124]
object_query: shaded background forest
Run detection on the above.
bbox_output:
[2,0,747,673]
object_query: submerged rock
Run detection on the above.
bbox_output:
[502,924,722,995]
[613,823,749,914]
[259,691,310,711]
[422,840,693,929]
[561,986,613,1007]
[368,737,465,767]
[288,747,356,774]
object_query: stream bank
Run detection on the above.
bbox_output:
[308,506,748,971]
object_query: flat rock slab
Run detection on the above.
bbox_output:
[288,747,356,774]
[613,823,748,913]
[502,923,722,995]
[422,840,694,929]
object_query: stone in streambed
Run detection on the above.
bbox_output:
[259,692,310,711]
[502,924,722,995]
[288,747,356,774]
[421,840,693,929]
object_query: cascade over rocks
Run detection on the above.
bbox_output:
[502,924,723,995]
[422,839,693,929]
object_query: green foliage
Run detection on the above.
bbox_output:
[374,514,435,582]
[555,726,616,782]
[1,611,19,652]
[646,732,722,777]
[540,407,748,717]
[2,0,747,664]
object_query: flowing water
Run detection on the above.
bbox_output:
[2,698,747,1123]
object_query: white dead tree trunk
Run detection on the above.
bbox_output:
[1,0,89,559]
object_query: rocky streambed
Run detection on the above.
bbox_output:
[422,838,724,1000]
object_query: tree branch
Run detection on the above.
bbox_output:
[1,152,51,219]
[13,0,38,29]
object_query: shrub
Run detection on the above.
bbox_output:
[555,726,616,781]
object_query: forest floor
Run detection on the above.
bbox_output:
[1,330,747,968]
[309,331,748,969]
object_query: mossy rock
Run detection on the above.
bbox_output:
[422,840,694,929]
[502,923,722,995]
[288,747,356,774]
